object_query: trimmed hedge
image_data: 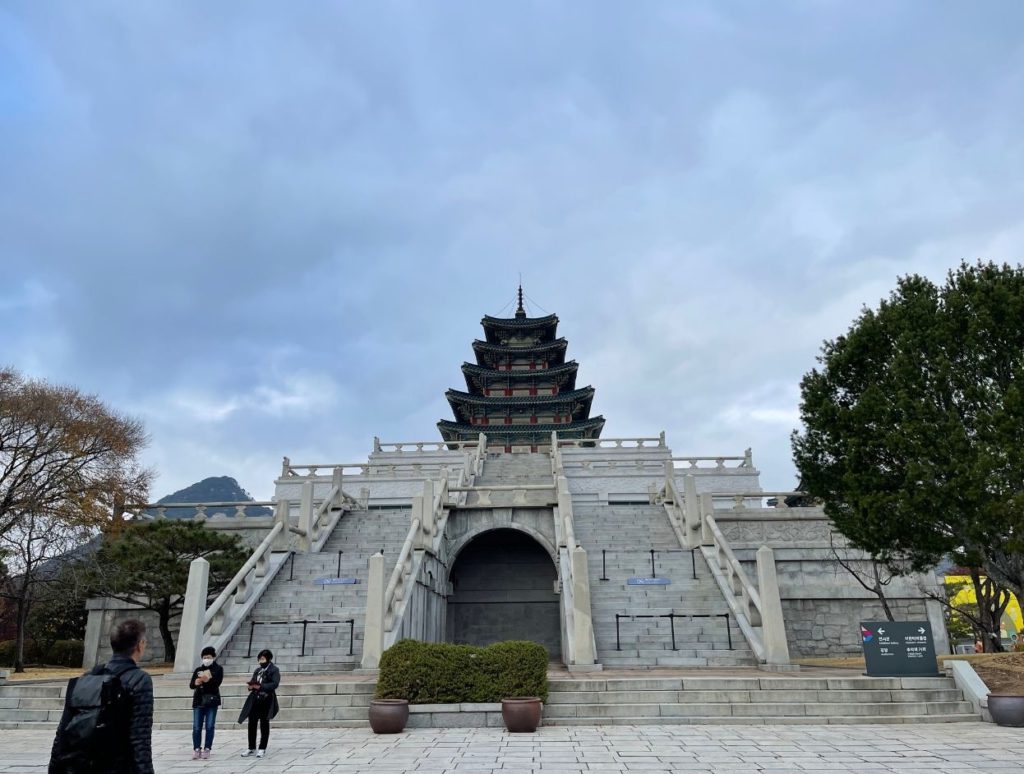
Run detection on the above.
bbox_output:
[0,639,84,668]
[375,639,549,703]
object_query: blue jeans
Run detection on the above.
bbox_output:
[192,706,218,750]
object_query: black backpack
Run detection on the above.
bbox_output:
[51,662,136,772]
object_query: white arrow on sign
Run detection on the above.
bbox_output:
[878,628,886,635]
[918,627,926,635]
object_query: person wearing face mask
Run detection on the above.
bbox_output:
[188,646,223,760]
[238,649,280,759]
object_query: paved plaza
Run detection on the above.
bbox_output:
[5,724,1023,773]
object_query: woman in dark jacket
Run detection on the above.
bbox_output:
[188,645,224,760]
[238,649,280,759]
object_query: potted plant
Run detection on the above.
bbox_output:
[368,698,410,733]
[501,696,542,732]
[374,639,549,731]
[988,694,1024,727]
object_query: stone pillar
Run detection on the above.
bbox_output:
[298,480,314,552]
[173,557,210,673]
[756,546,790,665]
[571,547,596,665]
[925,593,951,656]
[682,474,700,548]
[82,599,108,668]
[361,552,386,669]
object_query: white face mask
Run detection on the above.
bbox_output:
[202,658,214,667]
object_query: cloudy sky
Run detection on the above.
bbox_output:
[2,2,1022,500]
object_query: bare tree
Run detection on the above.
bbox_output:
[0,509,94,671]
[829,533,905,622]
[0,367,151,538]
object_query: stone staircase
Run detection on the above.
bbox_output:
[0,678,377,730]
[572,503,756,668]
[216,507,413,674]
[0,672,978,730]
[476,452,554,486]
[544,674,979,725]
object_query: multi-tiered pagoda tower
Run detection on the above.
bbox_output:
[438,289,605,451]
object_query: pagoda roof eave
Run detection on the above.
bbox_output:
[445,386,595,408]
[472,338,568,356]
[461,360,579,378]
[438,416,605,439]
[481,313,558,329]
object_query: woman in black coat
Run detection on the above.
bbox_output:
[238,649,280,759]
[188,645,224,759]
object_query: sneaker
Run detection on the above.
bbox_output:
[192,749,201,760]
[241,749,256,757]
[256,749,266,758]
[201,749,211,760]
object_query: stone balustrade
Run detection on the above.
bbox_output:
[556,432,666,449]
[373,437,483,453]
[134,501,276,521]
[670,447,753,469]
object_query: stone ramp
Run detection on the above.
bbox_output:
[216,506,413,674]
[573,503,756,667]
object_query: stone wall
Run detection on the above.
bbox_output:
[782,598,930,657]
[83,598,181,668]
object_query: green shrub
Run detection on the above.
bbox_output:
[0,639,83,667]
[46,640,85,667]
[375,639,549,703]
[0,639,44,667]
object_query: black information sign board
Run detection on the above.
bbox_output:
[860,620,941,677]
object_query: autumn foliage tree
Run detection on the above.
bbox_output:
[792,262,1024,627]
[0,367,151,670]
[0,367,150,537]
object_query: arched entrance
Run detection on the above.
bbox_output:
[446,529,560,657]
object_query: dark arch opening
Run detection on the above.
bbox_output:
[446,529,560,658]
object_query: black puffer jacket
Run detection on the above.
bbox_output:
[189,661,224,708]
[49,654,154,774]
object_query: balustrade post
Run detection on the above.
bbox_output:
[331,466,344,509]
[234,570,252,604]
[173,557,209,673]
[699,493,715,546]
[361,552,386,669]
[756,546,790,664]
[298,481,314,552]
[273,500,291,551]
[682,474,701,548]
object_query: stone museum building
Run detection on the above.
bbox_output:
[81,292,949,680]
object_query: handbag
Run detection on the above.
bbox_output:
[200,691,219,708]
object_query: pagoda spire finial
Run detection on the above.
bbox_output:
[515,282,526,319]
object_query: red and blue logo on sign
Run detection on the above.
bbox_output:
[861,626,874,642]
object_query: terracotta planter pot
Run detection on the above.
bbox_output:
[988,695,1024,727]
[368,699,409,733]
[501,697,542,732]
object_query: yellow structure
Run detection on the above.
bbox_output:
[945,575,1023,636]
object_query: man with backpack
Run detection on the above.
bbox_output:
[48,618,155,774]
